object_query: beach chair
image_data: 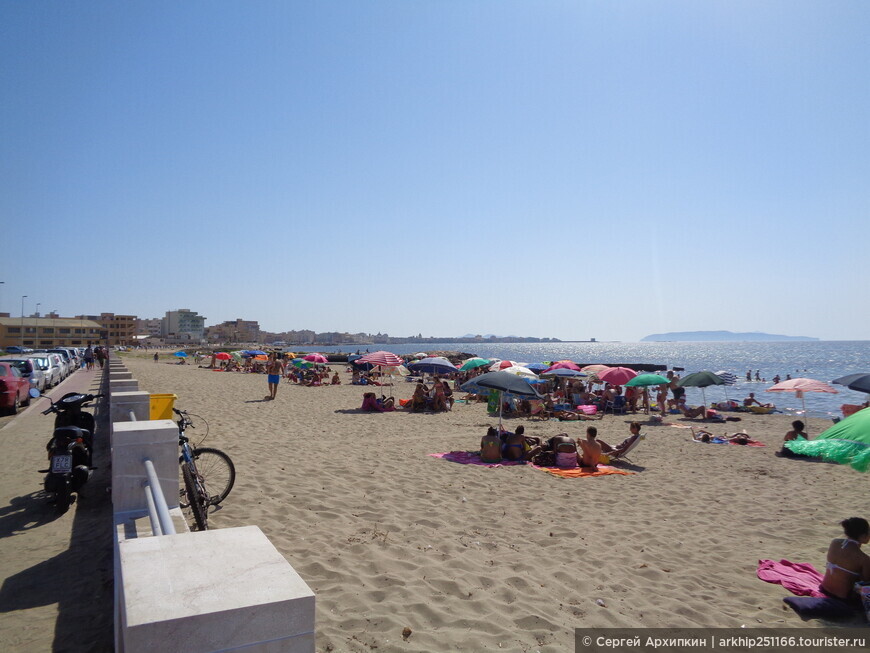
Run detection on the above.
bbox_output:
[528,399,551,420]
[605,395,627,415]
[606,434,644,464]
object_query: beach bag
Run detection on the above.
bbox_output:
[553,439,578,468]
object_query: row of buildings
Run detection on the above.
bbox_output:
[0,309,252,350]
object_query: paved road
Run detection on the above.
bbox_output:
[0,366,114,652]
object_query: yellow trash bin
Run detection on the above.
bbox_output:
[149,394,178,420]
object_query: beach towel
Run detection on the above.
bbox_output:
[428,451,525,468]
[782,596,860,620]
[530,464,634,479]
[729,438,765,447]
[756,559,824,597]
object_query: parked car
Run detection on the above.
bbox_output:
[0,357,47,392]
[44,349,74,378]
[0,361,31,415]
[5,346,33,355]
[23,354,62,388]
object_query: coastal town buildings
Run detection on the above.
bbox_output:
[160,309,206,344]
[0,314,105,349]
[75,313,137,347]
[205,319,261,344]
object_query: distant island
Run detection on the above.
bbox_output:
[641,330,819,343]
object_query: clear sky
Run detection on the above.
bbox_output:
[2,1,868,341]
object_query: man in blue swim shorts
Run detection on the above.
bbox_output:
[265,353,284,401]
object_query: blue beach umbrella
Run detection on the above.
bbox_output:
[174,351,187,357]
[525,363,550,373]
[460,371,542,430]
[540,368,588,378]
[407,357,458,375]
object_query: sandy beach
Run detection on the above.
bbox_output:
[1,354,867,652]
[119,354,867,651]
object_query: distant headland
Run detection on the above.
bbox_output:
[641,330,818,342]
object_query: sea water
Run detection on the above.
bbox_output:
[314,341,870,419]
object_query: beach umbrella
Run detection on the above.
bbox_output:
[460,371,542,430]
[540,368,587,378]
[174,351,187,357]
[303,353,329,364]
[290,358,313,369]
[525,362,549,373]
[582,364,610,374]
[714,370,738,401]
[407,357,458,375]
[500,365,538,379]
[459,357,492,371]
[598,367,637,386]
[549,361,581,371]
[626,373,669,387]
[489,360,521,371]
[244,350,267,356]
[832,373,870,395]
[214,352,232,360]
[414,352,428,358]
[785,407,870,472]
[347,354,362,363]
[357,351,403,367]
[766,377,838,428]
[678,371,727,407]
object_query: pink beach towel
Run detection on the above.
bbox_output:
[757,559,824,597]
[428,451,526,468]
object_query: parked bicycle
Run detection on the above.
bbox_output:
[174,408,235,530]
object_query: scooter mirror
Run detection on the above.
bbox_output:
[29,388,41,399]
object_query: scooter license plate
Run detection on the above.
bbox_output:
[51,455,73,474]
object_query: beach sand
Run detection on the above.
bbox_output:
[2,354,866,651]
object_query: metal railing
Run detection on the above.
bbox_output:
[142,459,176,536]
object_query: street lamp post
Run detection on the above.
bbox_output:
[20,295,27,349]
[36,302,41,318]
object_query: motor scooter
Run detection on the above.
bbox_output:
[32,389,104,513]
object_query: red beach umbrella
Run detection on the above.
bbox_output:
[303,353,329,364]
[597,367,638,386]
[357,351,404,367]
[214,352,232,360]
[544,361,582,373]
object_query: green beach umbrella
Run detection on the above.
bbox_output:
[460,357,491,371]
[677,371,726,408]
[786,407,870,472]
[625,373,669,387]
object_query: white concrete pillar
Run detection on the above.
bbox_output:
[111,371,134,381]
[110,391,151,424]
[119,526,315,653]
[111,419,178,513]
[110,379,139,393]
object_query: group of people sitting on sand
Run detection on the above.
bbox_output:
[404,378,453,412]
[287,368,340,386]
[480,422,644,469]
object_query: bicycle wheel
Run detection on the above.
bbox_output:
[191,447,235,506]
[181,462,208,531]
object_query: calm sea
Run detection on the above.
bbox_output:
[313,341,870,419]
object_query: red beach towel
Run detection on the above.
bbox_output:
[757,559,824,597]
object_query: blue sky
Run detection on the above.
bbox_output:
[2,2,868,341]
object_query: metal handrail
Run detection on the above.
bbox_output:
[143,458,176,535]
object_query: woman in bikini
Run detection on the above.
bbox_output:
[821,517,870,601]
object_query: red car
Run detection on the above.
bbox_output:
[0,361,31,415]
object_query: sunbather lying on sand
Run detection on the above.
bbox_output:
[691,427,750,444]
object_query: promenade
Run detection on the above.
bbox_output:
[0,366,114,652]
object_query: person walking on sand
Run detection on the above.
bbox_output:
[265,353,284,401]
